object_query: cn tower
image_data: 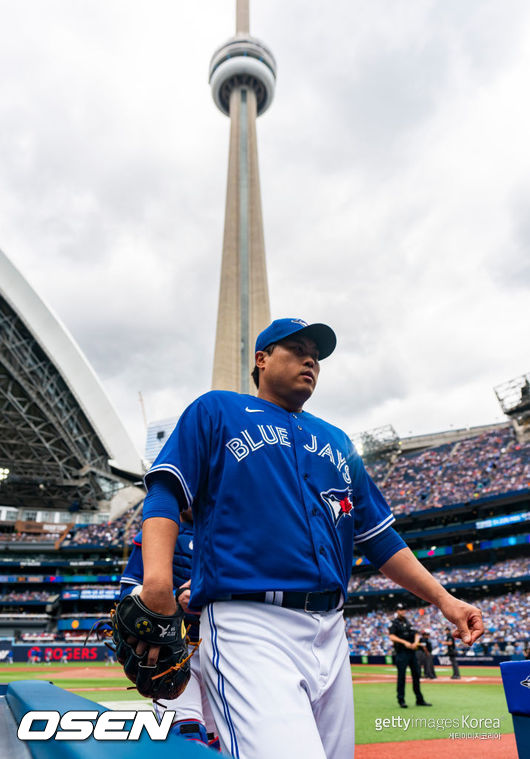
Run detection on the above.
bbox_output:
[209,0,276,393]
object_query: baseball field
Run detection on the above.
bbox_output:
[0,662,517,758]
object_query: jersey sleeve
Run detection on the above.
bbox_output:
[142,476,182,525]
[120,542,144,586]
[357,526,406,568]
[349,449,395,544]
[144,397,212,514]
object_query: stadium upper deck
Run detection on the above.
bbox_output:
[363,424,529,516]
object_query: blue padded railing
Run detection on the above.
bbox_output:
[6,680,218,759]
[500,660,530,759]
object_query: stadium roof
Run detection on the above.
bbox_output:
[0,249,143,510]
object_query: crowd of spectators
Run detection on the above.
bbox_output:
[482,557,530,580]
[364,426,529,515]
[20,632,56,642]
[63,584,119,591]
[0,591,54,602]
[8,630,119,643]
[63,631,90,642]
[66,503,143,547]
[0,531,62,543]
[349,556,529,594]
[429,564,491,585]
[347,576,365,594]
[66,522,123,547]
[345,590,529,656]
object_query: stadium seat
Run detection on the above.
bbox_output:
[500,660,530,759]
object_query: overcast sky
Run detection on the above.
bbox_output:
[1,0,529,457]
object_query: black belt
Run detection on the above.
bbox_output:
[224,589,342,613]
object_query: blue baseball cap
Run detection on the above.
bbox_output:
[255,318,337,360]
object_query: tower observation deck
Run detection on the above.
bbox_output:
[209,0,276,393]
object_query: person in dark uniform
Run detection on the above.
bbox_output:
[416,630,426,677]
[389,604,432,708]
[445,626,461,679]
[418,630,436,679]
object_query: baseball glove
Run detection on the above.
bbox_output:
[110,593,194,699]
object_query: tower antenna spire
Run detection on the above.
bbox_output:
[236,0,249,33]
[209,1,276,393]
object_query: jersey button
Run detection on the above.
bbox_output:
[319,546,326,555]
[312,507,318,516]
[297,425,303,431]
[303,473,309,480]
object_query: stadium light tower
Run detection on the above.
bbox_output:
[209,0,276,393]
[494,372,530,442]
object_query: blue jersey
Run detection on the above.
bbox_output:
[144,391,395,609]
[120,522,194,591]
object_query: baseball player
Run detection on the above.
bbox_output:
[119,510,219,748]
[132,317,484,758]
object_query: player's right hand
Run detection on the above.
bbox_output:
[440,597,484,646]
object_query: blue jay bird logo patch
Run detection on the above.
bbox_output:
[320,488,353,527]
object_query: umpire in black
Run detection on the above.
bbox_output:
[389,603,432,708]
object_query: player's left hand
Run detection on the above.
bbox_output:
[439,597,484,646]
[175,580,201,617]
[177,580,191,614]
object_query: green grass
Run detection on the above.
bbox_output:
[70,690,152,703]
[351,664,503,678]
[353,681,512,744]
[2,662,513,744]
[0,663,151,705]
[0,673,129,689]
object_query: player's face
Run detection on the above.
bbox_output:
[256,335,320,411]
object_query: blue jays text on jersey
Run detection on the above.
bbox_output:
[144,391,395,609]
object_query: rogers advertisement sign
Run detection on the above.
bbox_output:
[21,645,102,663]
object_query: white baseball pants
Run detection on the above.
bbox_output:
[200,600,355,758]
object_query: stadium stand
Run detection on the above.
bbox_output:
[345,590,530,657]
[365,425,529,515]
[0,411,528,662]
[66,501,143,547]
[0,532,63,543]
[351,558,530,593]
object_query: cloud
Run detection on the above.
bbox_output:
[0,0,529,453]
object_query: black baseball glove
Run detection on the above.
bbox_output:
[111,593,192,699]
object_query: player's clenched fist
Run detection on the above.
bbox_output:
[439,597,484,646]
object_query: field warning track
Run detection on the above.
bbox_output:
[356,732,517,758]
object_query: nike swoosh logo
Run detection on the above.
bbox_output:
[245,407,264,413]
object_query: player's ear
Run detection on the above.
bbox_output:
[255,350,268,370]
